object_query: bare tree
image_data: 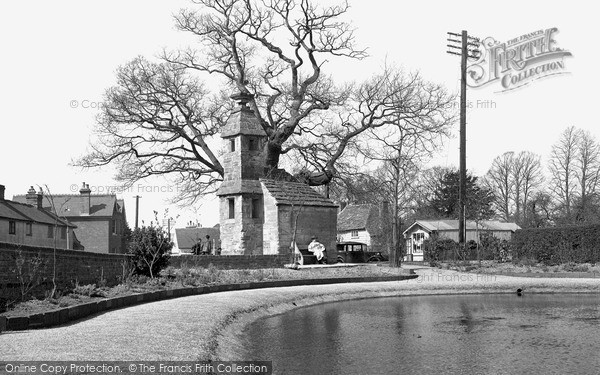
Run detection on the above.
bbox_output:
[512,151,544,224]
[574,129,600,221]
[76,0,455,203]
[484,151,543,225]
[484,152,514,221]
[548,126,579,222]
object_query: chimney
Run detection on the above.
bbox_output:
[36,187,43,209]
[0,184,5,200]
[79,182,91,215]
[26,186,37,206]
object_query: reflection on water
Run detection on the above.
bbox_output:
[241,294,600,375]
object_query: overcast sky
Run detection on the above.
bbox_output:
[0,0,594,229]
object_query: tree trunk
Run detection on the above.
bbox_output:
[264,141,282,172]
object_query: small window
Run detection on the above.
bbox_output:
[251,198,261,219]
[351,230,359,238]
[248,138,258,151]
[61,226,67,239]
[228,198,235,219]
[47,225,54,238]
[230,139,236,152]
[111,220,117,235]
[26,222,32,236]
[9,221,16,235]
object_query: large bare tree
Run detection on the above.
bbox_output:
[574,129,600,221]
[548,126,579,222]
[76,0,455,203]
[485,151,543,225]
[484,152,514,221]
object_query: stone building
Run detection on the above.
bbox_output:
[14,183,128,254]
[217,94,338,258]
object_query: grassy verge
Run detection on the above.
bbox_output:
[435,260,600,274]
[1,264,405,317]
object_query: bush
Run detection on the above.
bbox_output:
[479,232,511,262]
[128,226,173,278]
[511,224,600,265]
[423,236,459,264]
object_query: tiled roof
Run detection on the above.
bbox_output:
[13,194,118,218]
[337,204,376,231]
[175,227,220,250]
[260,179,337,207]
[403,220,520,235]
[0,200,75,227]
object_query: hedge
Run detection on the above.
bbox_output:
[422,233,510,263]
[511,224,600,264]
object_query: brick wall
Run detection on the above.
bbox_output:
[0,242,131,302]
[168,254,289,269]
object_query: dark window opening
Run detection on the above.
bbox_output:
[9,221,16,235]
[251,198,261,218]
[47,225,54,239]
[26,222,32,236]
[248,138,258,151]
[61,226,67,239]
[230,139,236,152]
[228,198,235,219]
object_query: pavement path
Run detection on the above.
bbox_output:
[1,268,599,361]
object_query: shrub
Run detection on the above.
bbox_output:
[72,283,97,296]
[423,236,459,264]
[479,232,511,262]
[128,226,173,278]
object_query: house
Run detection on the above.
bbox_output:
[337,204,385,252]
[0,184,78,249]
[216,93,338,258]
[13,183,127,254]
[174,225,220,254]
[402,219,521,261]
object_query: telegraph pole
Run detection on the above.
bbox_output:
[447,30,480,246]
[134,195,141,229]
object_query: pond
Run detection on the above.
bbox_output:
[241,294,600,374]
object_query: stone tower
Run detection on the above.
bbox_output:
[217,93,267,255]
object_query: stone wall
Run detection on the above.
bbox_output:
[276,205,338,263]
[168,254,289,269]
[0,242,131,303]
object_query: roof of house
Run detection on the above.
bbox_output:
[175,226,221,250]
[403,219,520,235]
[0,200,75,227]
[260,179,337,207]
[338,204,380,231]
[13,194,122,218]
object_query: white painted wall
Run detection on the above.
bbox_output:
[338,229,371,246]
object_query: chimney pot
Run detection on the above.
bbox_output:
[79,182,91,215]
[0,184,5,200]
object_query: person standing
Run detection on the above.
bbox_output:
[308,236,326,264]
[202,234,213,255]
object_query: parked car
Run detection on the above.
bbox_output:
[336,241,387,263]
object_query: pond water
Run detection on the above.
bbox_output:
[241,294,600,374]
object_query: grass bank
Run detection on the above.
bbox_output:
[1,264,407,318]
